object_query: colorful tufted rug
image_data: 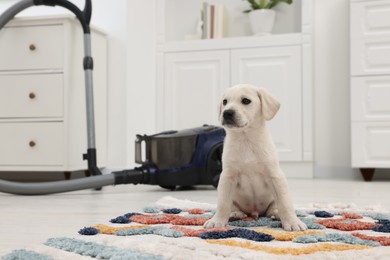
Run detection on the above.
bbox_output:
[4,197,390,259]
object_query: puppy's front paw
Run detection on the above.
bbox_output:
[204,217,228,229]
[282,217,307,231]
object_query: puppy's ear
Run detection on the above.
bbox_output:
[257,87,280,120]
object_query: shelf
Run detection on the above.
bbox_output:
[162,0,302,42]
[161,33,303,52]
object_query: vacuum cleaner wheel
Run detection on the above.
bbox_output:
[159,185,176,191]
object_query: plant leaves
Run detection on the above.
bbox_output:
[267,0,293,9]
[243,0,293,12]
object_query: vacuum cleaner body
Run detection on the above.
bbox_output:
[135,125,225,189]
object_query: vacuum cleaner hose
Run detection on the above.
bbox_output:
[0,174,115,195]
[0,0,34,29]
[0,169,147,195]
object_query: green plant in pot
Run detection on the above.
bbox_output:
[243,0,293,36]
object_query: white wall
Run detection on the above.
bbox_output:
[90,1,129,169]
[126,1,156,168]
[313,0,354,178]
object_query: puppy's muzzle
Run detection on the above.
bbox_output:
[222,109,236,126]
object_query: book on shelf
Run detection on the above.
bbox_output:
[202,2,226,40]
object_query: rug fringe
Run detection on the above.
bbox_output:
[153,197,389,215]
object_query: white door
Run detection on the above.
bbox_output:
[163,50,229,130]
[231,46,302,161]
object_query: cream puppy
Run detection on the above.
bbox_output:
[204,84,307,231]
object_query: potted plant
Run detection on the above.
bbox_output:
[243,0,293,36]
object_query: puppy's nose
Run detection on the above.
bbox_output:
[223,109,235,120]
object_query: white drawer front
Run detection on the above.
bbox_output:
[351,37,390,76]
[351,75,390,121]
[0,122,63,166]
[0,25,64,71]
[350,0,390,39]
[0,74,63,118]
[351,122,390,167]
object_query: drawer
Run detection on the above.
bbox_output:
[351,37,390,76]
[0,73,63,118]
[0,25,64,71]
[350,0,390,40]
[350,0,390,76]
[351,122,390,168]
[0,122,63,166]
[351,75,390,121]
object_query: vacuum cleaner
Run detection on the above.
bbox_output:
[0,0,225,195]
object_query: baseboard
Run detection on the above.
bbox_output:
[314,165,357,180]
[280,162,314,179]
[314,165,390,180]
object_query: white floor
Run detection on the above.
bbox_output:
[1,178,389,256]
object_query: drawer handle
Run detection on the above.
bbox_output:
[29,92,36,99]
[29,140,36,148]
[29,44,37,51]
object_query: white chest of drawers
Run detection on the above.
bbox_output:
[350,0,390,180]
[0,16,107,172]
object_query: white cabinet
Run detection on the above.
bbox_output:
[0,16,107,172]
[156,0,313,177]
[350,0,390,180]
[162,42,305,163]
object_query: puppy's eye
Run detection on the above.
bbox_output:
[222,99,227,106]
[241,98,251,105]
